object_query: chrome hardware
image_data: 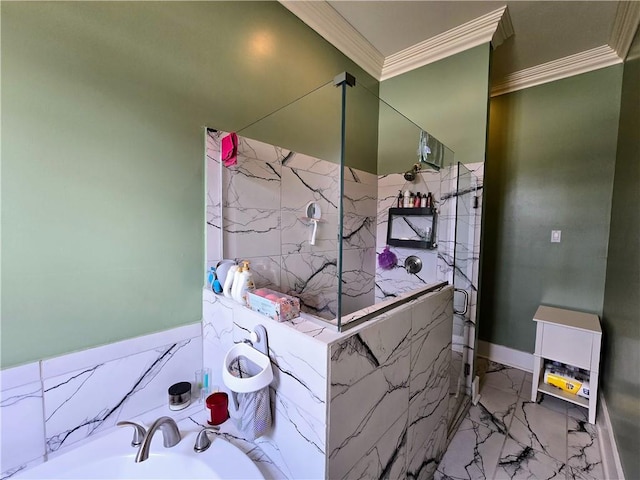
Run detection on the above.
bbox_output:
[135,416,181,463]
[193,426,220,453]
[453,288,469,316]
[116,421,146,447]
[404,255,423,274]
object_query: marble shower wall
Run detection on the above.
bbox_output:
[0,325,202,479]
[202,289,330,479]
[376,163,484,395]
[328,286,454,479]
[206,130,377,320]
[376,169,442,301]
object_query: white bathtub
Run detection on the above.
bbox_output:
[14,421,264,480]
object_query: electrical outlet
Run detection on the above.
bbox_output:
[551,230,561,243]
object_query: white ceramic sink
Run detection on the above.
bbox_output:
[14,423,264,480]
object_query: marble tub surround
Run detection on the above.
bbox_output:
[0,362,45,479]
[435,359,605,480]
[202,289,331,479]
[185,414,286,480]
[206,130,379,320]
[0,324,202,479]
[203,284,455,479]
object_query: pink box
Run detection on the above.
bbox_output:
[246,288,300,322]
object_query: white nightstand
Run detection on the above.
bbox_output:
[531,305,601,424]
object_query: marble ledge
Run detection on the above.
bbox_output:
[204,280,449,347]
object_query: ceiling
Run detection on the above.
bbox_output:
[281,1,640,95]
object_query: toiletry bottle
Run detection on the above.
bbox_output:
[223,264,238,298]
[420,193,427,208]
[237,261,256,305]
[207,267,216,290]
[414,192,421,208]
[212,276,223,294]
[409,193,415,208]
[403,190,411,208]
[426,192,432,208]
[231,264,244,303]
[397,190,403,208]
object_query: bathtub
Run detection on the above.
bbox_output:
[13,419,264,480]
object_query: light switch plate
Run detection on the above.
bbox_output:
[551,230,561,243]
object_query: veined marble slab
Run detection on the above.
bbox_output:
[0,362,45,478]
[42,326,201,455]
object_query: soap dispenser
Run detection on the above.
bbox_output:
[233,261,255,305]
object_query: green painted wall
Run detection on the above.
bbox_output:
[378,44,491,174]
[1,1,377,367]
[480,66,623,352]
[602,28,640,480]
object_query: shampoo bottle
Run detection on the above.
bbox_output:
[237,261,256,305]
[223,265,238,298]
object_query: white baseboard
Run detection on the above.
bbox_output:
[477,340,533,372]
[597,394,626,480]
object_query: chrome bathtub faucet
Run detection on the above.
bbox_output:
[116,420,146,447]
[193,426,220,453]
[134,416,181,463]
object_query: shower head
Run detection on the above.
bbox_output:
[403,163,421,182]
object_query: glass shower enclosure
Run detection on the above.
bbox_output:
[208,72,481,434]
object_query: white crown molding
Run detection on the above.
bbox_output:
[279,0,385,80]
[609,0,640,60]
[492,5,514,49]
[491,45,622,97]
[380,6,508,81]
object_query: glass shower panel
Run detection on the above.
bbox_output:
[338,80,455,326]
[218,81,344,320]
[449,161,476,431]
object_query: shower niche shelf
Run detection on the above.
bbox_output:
[386,207,437,250]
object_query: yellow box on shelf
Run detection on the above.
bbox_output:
[544,370,582,395]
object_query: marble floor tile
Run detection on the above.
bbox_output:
[567,402,590,421]
[521,372,533,399]
[477,359,526,397]
[508,398,567,463]
[566,417,604,480]
[466,385,517,435]
[494,438,567,480]
[435,417,506,480]
[440,361,605,480]
[535,392,569,417]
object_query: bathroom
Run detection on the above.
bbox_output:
[2,2,638,479]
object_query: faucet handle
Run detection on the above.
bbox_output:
[117,421,147,447]
[193,426,220,453]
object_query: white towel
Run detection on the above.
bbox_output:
[229,355,272,441]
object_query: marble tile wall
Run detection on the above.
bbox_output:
[0,324,202,479]
[0,363,45,479]
[377,162,484,400]
[207,130,377,320]
[328,286,453,479]
[202,289,329,479]
[376,169,442,301]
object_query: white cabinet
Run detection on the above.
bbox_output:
[531,305,601,424]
